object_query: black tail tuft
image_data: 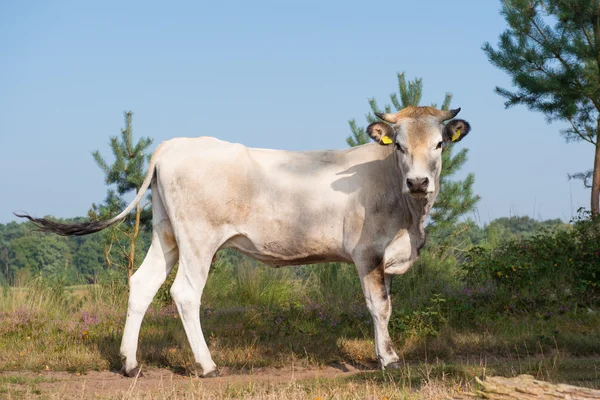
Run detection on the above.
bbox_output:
[13,212,113,236]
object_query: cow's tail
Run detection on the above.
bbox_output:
[15,144,164,237]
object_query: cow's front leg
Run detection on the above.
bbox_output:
[356,260,400,369]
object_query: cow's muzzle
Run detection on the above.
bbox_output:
[406,177,429,196]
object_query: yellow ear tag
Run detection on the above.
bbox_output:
[451,129,461,142]
[381,136,393,145]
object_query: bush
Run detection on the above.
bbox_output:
[459,211,600,316]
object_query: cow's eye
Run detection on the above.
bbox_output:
[395,143,405,154]
[436,141,443,150]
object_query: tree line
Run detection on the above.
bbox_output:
[0,212,563,287]
[0,217,150,286]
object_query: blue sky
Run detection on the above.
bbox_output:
[0,0,591,224]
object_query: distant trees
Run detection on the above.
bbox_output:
[70,233,107,282]
[0,224,14,284]
[0,219,107,285]
[0,214,563,286]
[483,0,600,217]
[347,73,480,240]
[89,111,154,283]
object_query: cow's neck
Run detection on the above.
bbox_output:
[386,149,438,242]
[390,148,435,213]
[377,151,438,274]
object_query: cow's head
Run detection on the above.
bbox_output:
[367,106,471,198]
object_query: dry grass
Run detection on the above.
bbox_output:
[1,276,600,399]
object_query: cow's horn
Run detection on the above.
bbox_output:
[375,112,398,124]
[439,108,461,121]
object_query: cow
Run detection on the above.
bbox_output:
[16,105,471,378]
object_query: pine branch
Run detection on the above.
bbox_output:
[368,98,382,115]
[441,93,452,111]
[92,151,110,175]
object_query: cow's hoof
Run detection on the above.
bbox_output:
[202,369,220,378]
[122,366,144,378]
[384,361,403,370]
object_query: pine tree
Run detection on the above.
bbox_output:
[89,111,153,283]
[347,73,480,238]
[483,0,600,217]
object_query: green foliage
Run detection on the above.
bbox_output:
[389,294,448,338]
[71,235,106,282]
[483,0,600,212]
[92,111,153,196]
[0,220,103,285]
[0,217,144,286]
[347,72,479,241]
[483,0,600,138]
[461,210,600,317]
[485,216,563,240]
[230,260,304,308]
[89,111,154,279]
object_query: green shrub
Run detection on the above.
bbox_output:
[459,211,600,316]
[390,294,448,337]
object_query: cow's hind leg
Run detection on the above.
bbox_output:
[169,233,219,377]
[356,259,400,369]
[120,198,179,376]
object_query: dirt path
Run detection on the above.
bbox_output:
[2,363,374,399]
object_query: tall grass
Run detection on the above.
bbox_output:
[0,215,599,376]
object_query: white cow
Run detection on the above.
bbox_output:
[17,106,471,377]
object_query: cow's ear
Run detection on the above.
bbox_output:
[443,119,471,143]
[367,122,395,145]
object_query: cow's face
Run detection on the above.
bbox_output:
[367,106,471,198]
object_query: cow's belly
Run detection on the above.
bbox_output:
[221,230,352,267]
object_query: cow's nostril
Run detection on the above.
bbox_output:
[407,177,428,191]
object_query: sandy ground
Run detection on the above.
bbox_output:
[1,363,373,399]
